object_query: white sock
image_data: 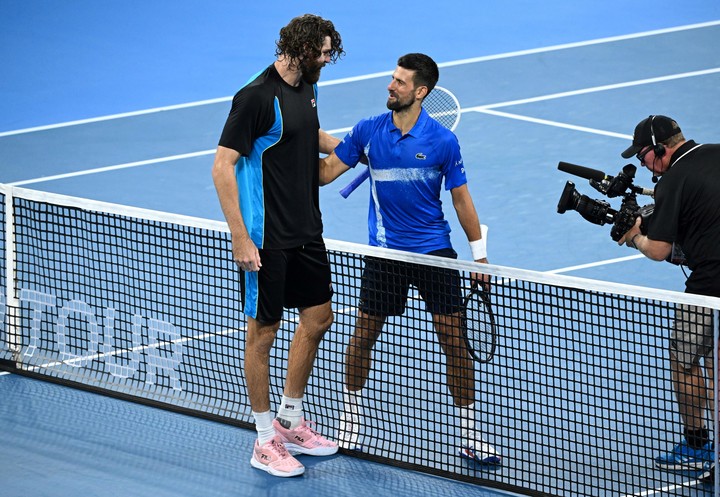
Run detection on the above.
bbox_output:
[343,388,363,417]
[459,403,477,440]
[276,395,304,429]
[253,410,275,445]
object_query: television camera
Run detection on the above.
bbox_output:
[556,162,655,242]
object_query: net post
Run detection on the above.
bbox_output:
[3,185,21,365]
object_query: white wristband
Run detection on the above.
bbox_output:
[469,224,488,260]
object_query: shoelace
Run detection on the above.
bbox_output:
[296,420,320,437]
[269,438,291,457]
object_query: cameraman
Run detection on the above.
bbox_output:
[618,115,720,482]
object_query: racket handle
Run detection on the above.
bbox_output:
[340,167,370,198]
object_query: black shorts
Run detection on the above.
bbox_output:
[359,248,463,316]
[240,238,333,323]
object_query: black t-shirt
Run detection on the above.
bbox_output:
[218,64,322,249]
[648,140,720,296]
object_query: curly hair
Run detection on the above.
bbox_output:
[275,14,344,66]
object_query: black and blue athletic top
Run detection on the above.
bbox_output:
[219,63,323,249]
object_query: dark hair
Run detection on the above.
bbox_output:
[275,14,344,64]
[397,53,439,93]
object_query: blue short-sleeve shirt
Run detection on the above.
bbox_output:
[334,108,467,254]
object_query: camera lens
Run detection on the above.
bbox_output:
[557,181,580,214]
[557,181,616,225]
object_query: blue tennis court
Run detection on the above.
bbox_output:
[2,1,720,495]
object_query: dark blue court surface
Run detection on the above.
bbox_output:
[2,1,720,496]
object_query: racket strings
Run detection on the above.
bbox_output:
[422,86,461,131]
[465,294,494,357]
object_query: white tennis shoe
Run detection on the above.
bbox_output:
[458,432,502,465]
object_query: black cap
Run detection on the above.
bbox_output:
[621,115,682,159]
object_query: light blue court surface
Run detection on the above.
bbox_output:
[1,1,720,496]
[0,373,506,497]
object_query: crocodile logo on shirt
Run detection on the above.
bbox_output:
[415,153,427,160]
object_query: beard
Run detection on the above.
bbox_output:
[386,92,415,112]
[300,58,324,84]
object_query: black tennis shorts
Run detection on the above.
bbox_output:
[358,247,463,317]
[240,238,333,323]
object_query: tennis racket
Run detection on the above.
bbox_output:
[339,85,461,198]
[461,282,497,363]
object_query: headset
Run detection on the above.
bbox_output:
[649,115,666,158]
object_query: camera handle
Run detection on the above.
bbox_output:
[630,185,655,197]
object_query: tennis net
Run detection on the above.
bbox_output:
[1,183,719,496]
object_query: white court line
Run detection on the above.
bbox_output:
[545,254,645,274]
[623,479,702,496]
[469,109,632,140]
[7,126,354,186]
[437,20,720,69]
[0,97,234,138]
[5,24,719,189]
[24,325,246,373]
[9,150,216,186]
[1,20,718,139]
[455,68,720,143]
[11,65,717,186]
[470,67,720,111]
[9,67,718,186]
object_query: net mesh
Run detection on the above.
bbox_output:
[1,185,719,496]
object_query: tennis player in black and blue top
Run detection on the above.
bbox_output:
[212,14,344,478]
[320,53,500,465]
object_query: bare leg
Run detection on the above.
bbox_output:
[434,312,500,463]
[284,301,333,398]
[344,311,386,391]
[671,354,712,430]
[245,317,281,412]
[273,302,338,456]
[433,312,475,407]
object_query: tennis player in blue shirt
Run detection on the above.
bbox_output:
[320,53,500,465]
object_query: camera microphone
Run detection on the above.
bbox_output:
[557,162,607,182]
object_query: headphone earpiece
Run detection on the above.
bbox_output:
[649,115,666,158]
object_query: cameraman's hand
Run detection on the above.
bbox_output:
[618,217,643,249]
